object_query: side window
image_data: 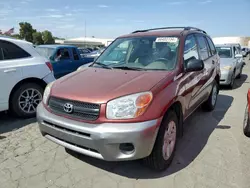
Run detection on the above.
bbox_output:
[196,35,209,60]
[0,40,31,60]
[184,35,199,64]
[72,48,79,60]
[206,37,216,55]
[56,48,70,60]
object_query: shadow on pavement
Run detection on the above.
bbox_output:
[220,74,248,90]
[0,111,36,135]
[67,94,233,179]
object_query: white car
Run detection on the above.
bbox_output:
[0,36,55,118]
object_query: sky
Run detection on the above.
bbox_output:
[0,0,249,39]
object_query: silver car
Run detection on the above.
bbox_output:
[216,44,244,88]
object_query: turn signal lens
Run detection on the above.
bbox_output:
[135,93,153,117]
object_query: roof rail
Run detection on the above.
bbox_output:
[131,26,207,34]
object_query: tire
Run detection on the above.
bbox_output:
[202,81,218,112]
[10,83,44,118]
[243,104,250,137]
[144,110,178,171]
[236,66,243,79]
[228,72,235,89]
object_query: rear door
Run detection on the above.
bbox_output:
[71,48,85,70]
[0,40,30,111]
[204,36,218,93]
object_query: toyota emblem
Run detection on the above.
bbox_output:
[63,103,74,113]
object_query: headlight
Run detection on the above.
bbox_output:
[106,92,153,119]
[222,66,232,70]
[77,66,84,71]
[42,81,54,105]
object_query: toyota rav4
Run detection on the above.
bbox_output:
[37,26,221,171]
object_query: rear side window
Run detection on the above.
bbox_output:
[196,35,209,60]
[0,48,3,60]
[206,37,216,55]
[72,48,79,60]
[184,35,199,63]
[0,40,31,60]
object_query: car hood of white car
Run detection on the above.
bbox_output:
[220,58,235,68]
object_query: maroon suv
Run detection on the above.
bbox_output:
[37,26,221,171]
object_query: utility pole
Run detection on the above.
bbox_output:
[84,20,87,47]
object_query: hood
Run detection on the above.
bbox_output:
[51,68,170,104]
[220,58,235,68]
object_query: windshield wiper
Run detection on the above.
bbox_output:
[91,62,113,69]
[112,66,145,71]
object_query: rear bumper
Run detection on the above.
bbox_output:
[219,69,233,85]
[37,103,161,161]
[42,72,56,84]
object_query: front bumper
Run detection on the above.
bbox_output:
[37,103,161,161]
[219,69,233,85]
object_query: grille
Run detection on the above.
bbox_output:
[48,96,100,121]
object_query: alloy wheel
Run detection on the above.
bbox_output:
[18,88,42,114]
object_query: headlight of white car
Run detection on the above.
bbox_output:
[77,66,84,71]
[106,92,153,119]
[222,66,232,70]
[42,81,54,105]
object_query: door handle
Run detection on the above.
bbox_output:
[212,60,215,64]
[4,69,16,73]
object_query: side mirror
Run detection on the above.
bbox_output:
[185,59,204,72]
[235,54,243,58]
[49,56,54,61]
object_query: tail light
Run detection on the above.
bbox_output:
[46,62,53,72]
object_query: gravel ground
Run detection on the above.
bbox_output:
[0,58,250,188]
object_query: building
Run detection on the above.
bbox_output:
[55,37,114,48]
[212,36,250,47]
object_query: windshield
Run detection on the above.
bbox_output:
[35,47,55,58]
[216,47,232,58]
[94,36,180,71]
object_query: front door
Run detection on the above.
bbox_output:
[187,34,213,109]
[181,34,204,116]
[52,48,72,78]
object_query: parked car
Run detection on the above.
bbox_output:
[37,26,221,171]
[242,46,250,58]
[0,36,55,118]
[35,45,95,79]
[84,49,105,58]
[78,48,92,58]
[215,44,244,88]
[243,89,250,137]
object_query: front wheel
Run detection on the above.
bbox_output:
[202,81,218,112]
[10,83,44,118]
[236,66,243,79]
[144,110,178,171]
[228,72,235,89]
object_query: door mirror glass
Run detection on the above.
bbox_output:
[235,54,243,58]
[185,58,204,72]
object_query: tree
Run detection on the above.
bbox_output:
[42,30,55,44]
[53,36,65,40]
[11,34,21,39]
[19,22,36,42]
[32,32,44,45]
